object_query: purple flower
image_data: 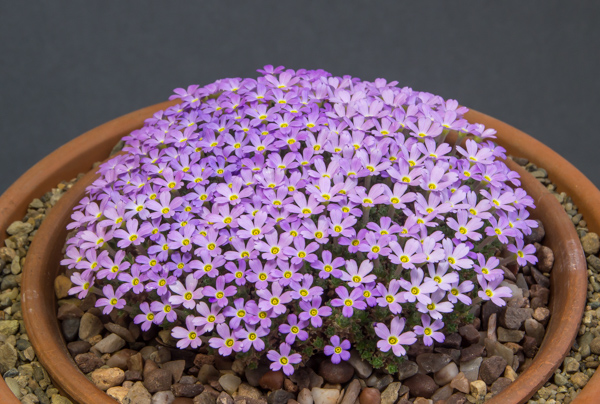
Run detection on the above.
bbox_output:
[279,314,309,344]
[507,238,537,266]
[133,302,156,332]
[203,276,237,307]
[209,324,242,356]
[267,343,302,376]
[257,282,292,315]
[477,275,512,306]
[312,251,345,279]
[235,325,269,352]
[341,259,376,288]
[298,296,332,327]
[96,284,126,315]
[169,274,203,310]
[374,316,417,357]
[414,314,445,346]
[171,315,202,349]
[324,335,351,364]
[331,286,367,317]
[193,302,225,332]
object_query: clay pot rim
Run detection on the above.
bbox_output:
[0,102,593,403]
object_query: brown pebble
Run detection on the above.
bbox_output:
[259,370,284,391]
[283,378,298,393]
[359,387,381,404]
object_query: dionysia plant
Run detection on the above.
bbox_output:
[63,66,539,376]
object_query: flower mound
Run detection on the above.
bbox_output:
[63,65,539,375]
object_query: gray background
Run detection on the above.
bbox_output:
[1,1,599,193]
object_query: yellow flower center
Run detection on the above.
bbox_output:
[334,346,342,354]
[110,298,118,305]
[216,291,224,299]
[411,287,419,295]
[207,315,216,322]
[388,336,398,345]
[344,299,353,306]
[310,309,318,316]
[352,275,362,283]
[158,279,166,286]
[271,247,280,254]
[271,297,280,306]
[184,292,193,300]
[146,313,154,321]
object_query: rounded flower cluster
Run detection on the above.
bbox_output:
[63,65,539,375]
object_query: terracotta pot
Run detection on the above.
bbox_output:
[0,100,177,403]
[0,104,592,404]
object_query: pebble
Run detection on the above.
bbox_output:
[245,365,269,387]
[94,333,126,354]
[378,383,399,404]
[460,344,485,362]
[311,388,339,404]
[259,370,284,391]
[217,392,234,404]
[0,320,19,336]
[0,341,18,373]
[107,349,137,370]
[107,385,130,403]
[220,374,242,396]
[151,390,175,404]
[198,365,221,384]
[78,312,104,340]
[403,374,437,399]
[105,322,136,343]
[91,367,126,391]
[6,221,33,235]
[53,275,72,300]
[318,361,354,384]
[396,360,418,381]
[497,327,525,343]
[347,350,373,378]
[582,232,600,255]
[459,357,482,382]
[469,380,487,398]
[373,374,393,391]
[563,357,580,373]
[172,383,204,397]
[589,336,600,355]
[162,360,186,383]
[57,304,84,320]
[123,381,152,404]
[458,324,480,345]
[490,377,512,396]
[144,369,173,393]
[358,388,380,404]
[499,307,531,330]
[450,372,470,394]
[339,379,360,404]
[434,362,458,386]
[524,318,545,345]
[431,384,453,401]
[536,245,554,272]
[479,356,507,385]
[297,388,313,404]
[416,353,451,373]
[570,372,589,388]
[238,383,264,400]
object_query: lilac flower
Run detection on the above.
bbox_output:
[193,302,225,332]
[96,284,126,315]
[298,297,332,327]
[477,275,512,306]
[279,314,309,344]
[312,251,345,279]
[209,324,242,356]
[507,238,538,266]
[235,325,269,352]
[324,336,351,364]
[389,239,426,269]
[447,210,484,241]
[169,274,203,310]
[203,276,237,307]
[63,66,540,374]
[133,302,156,332]
[150,295,177,323]
[416,289,454,320]
[331,286,367,317]
[171,315,202,349]
[341,259,376,288]
[399,268,438,305]
[223,298,258,329]
[447,280,474,305]
[267,343,302,376]
[374,317,417,357]
[257,282,292,315]
[376,279,405,314]
[414,314,445,346]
